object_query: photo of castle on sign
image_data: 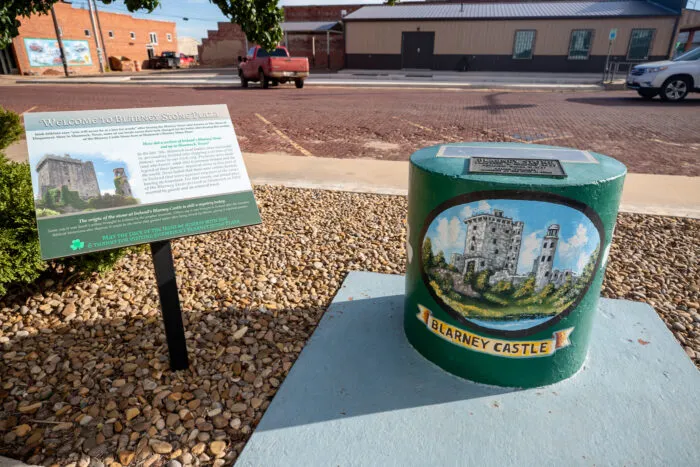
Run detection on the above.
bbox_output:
[421,196,602,335]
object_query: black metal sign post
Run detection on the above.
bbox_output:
[150,240,189,371]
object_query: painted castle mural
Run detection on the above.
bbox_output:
[33,154,138,217]
[422,199,600,332]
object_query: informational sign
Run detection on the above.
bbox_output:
[24,38,92,67]
[469,157,566,178]
[24,105,261,259]
[609,28,618,41]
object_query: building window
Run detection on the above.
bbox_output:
[628,29,655,61]
[545,271,550,277]
[149,32,158,44]
[491,228,496,233]
[513,30,536,59]
[108,31,114,38]
[494,249,499,254]
[492,239,497,244]
[568,30,593,60]
[167,33,172,42]
[480,261,485,267]
[130,32,136,40]
[470,246,475,251]
[84,29,91,37]
[541,256,545,262]
[548,256,552,262]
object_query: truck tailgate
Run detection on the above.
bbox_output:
[269,57,309,73]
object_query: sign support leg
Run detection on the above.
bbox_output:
[150,240,189,371]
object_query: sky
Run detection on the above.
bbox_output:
[72,0,389,42]
[424,199,599,276]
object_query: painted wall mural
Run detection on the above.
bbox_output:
[24,38,92,67]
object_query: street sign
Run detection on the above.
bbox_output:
[24,105,262,370]
[609,28,618,41]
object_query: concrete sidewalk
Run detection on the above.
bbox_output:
[17,69,604,90]
[5,141,696,218]
[243,152,700,219]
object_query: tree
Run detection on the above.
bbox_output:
[474,269,492,292]
[1,0,284,50]
[435,250,446,268]
[513,276,535,298]
[422,238,434,268]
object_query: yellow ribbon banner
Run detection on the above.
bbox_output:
[417,305,574,359]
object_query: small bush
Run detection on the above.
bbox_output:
[0,107,23,151]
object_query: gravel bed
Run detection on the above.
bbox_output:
[0,185,697,466]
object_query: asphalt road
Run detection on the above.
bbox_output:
[2,84,698,176]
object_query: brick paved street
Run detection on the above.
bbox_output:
[2,84,698,175]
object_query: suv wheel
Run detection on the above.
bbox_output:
[660,77,690,102]
[637,89,657,100]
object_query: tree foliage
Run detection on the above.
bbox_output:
[422,238,434,268]
[1,0,284,50]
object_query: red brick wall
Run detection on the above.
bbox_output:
[286,33,345,70]
[198,22,248,67]
[283,5,363,22]
[198,5,361,69]
[12,2,176,75]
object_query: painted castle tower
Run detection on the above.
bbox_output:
[113,168,133,197]
[533,224,560,291]
[460,209,524,275]
[36,154,100,200]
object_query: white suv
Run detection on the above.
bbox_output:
[626,47,700,102]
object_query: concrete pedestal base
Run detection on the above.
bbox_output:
[237,272,699,466]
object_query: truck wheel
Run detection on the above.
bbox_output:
[259,70,269,89]
[659,76,689,102]
[240,72,248,88]
[295,79,304,89]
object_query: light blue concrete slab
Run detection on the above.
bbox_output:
[237,272,700,467]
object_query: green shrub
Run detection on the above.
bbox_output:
[0,107,127,296]
[0,107,22,151]
[36,208,60,217]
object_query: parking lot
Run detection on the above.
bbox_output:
[2,84,699,175]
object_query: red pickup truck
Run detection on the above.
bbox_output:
[238,46,309,89]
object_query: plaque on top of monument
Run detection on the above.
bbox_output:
[24,105,261,259]
[405,143,626,388]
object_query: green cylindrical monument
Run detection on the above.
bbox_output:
[405,143,626,388]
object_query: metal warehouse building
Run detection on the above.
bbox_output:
[343,0,687,72]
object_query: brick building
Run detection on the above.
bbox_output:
[198,4,363,70]
[0,1,176,75]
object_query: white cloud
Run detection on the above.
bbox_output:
[460,205,473,219]
[97,171,105,176]
[558,223,589,258]
[432,216,463,255]
[576,253,588,273]
[101,189,115,195]
[477,200,491,212]
[518,231,542,274]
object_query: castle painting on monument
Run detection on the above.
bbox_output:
[421,196,602,335]
[31,153,138,217]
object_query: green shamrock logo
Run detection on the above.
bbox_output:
[70,239,85,251]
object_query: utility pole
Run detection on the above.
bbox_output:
[86,0,105,72]
[92,0,109,70]
[50,5,69,77]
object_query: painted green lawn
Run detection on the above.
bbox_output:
[430,280,573,321]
